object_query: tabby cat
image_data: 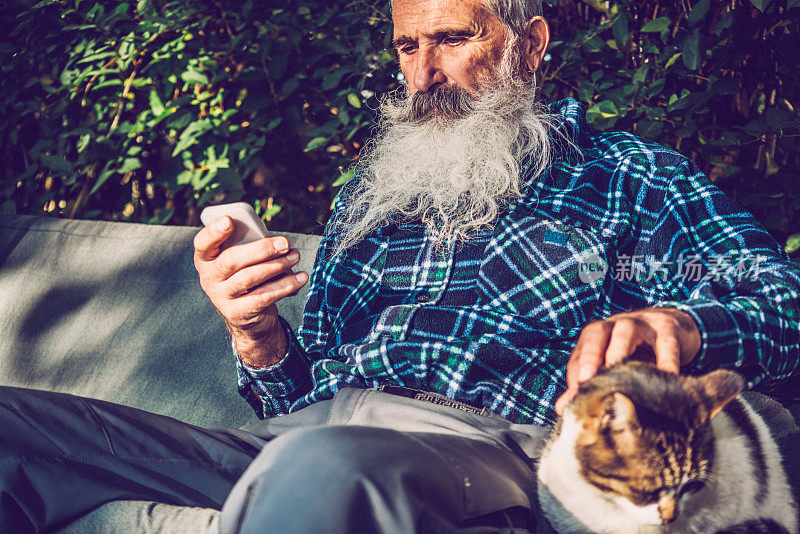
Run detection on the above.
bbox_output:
[537,362,798,534]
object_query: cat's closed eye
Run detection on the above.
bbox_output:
[681,479,706,495]
[631,490,660,505]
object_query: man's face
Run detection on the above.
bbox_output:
[391,0,509,95]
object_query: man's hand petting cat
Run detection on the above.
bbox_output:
[555,308,701,415]
[193,215,309,368]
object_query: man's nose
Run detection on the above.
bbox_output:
[412,47,446,92]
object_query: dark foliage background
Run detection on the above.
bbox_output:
[1,0,799,252]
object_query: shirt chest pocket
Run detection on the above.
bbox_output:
[476,218,613,325]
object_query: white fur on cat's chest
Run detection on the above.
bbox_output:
[536,399,798,534]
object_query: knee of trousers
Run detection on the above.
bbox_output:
[221,425,467,533]
[0,386,59,457]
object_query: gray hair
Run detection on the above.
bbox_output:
[483,0,543,36]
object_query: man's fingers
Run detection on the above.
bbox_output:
[194,216,233,262]
[239,271,309,309]
[214,236,293,279]
[559,321,613,416]
[653,331,681,374]
[603,318,641,367]
[224,250,300,298]
[222,272,309,324]
[569,321,613,388]
[559,308,700,418]
[555,390,575,415]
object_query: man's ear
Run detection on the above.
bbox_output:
[523,16,550,73]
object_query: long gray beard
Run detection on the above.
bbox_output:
[332,60,557,255]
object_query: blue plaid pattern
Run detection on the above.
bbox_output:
[237,98,800,424]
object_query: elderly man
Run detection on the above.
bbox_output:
[1,0,798,532]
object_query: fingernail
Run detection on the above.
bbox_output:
[216,218,230,231]
[578,365,594,382]
[275,237,289,252]
[295,271,309,284]
[287,250,299,261]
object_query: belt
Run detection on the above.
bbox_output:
[376,385,497,418]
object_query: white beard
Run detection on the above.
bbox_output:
[332,44,559,255]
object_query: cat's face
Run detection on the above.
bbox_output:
[567,362,743,526]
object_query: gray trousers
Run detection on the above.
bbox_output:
[0,386,558,533]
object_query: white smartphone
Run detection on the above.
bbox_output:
[200,202,270,250]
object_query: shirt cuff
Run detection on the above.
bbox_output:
[652,299,761,379]
[234,316,312,414]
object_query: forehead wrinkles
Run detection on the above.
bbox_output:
[392,0,497,39]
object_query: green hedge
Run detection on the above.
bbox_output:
[1,0,799,252]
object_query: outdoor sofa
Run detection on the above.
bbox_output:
[0,213,320,532]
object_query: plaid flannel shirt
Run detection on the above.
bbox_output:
[236,98,800,425]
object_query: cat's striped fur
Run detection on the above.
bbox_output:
[537,362,797,534]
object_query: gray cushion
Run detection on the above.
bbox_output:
[53,501,219,534]
[0,213,321,428]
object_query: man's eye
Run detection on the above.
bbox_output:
[398,45,417,55]
[443,37,466,46]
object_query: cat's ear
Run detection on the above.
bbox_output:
[577,392,641,448]
[696,369,744,419]
[577,392,641,450]
[599,392,640,432]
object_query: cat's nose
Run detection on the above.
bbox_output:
[658,494,677,524]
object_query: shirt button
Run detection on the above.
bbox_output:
[416,293,432,303]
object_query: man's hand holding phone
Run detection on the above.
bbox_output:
[193,204,309,369]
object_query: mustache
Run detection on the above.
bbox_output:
[407,85,473,122]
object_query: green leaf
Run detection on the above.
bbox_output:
[172,119,211,156]
[665,52,682,69]
[632,64,649,85]
[347,93,361,109]
[681,31,703,71]
[612,13,629,45]
[181,70,209,85]
[332,168,355,187]
[149,90,165,116]
[112,4,130,18]
[749,0,767,12]
[587,100,619,119]
[640,17,671,34]
[87,3,105,19]
[321,68,347,90]
[76,51,117,65]
[93,79,124,90]
[304,136,327,152]
[687,0,710,26]
[137,0,157,17]
[267,117,283,130]
[263,204,281,219]
[119,157,141,173]
[89,166,116,195]
[644,78,666,99]
[786,233,800,254]
[40,154,74,174]
[636,119,663,139]
[279,78,300,100]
